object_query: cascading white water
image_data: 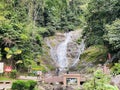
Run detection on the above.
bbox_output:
[46,30,85,70]
[56,33,71,69]
[72,39,85,66]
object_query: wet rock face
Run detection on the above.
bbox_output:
[47,33,66,47]
[67,42,80,66]
[45,30,84,68]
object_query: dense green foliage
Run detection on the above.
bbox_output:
[104,19,120,51]
[0,0,43,70]
[12,80,37,90]
[82,0,120,62]
[111,63,120,75]
[0,0,120,80]
[83,0,120,46]
[83,70,119,90]
[81,45,108,62]
[10,69,17,79]
[0,0,82,71]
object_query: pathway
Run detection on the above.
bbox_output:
[44,75,63,84]
[18,74,86,84]
[18,76,37,81]
[0,81,12,90]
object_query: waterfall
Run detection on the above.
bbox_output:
[46,39,58,64]
[56,33,71,69]
[46,30,85,70]
[72,39,85,66]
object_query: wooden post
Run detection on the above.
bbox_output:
[77,77,80,86]
[63,76,67,86]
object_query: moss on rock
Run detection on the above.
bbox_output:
[81,45,108,62]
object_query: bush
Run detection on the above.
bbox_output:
[83,70,119,90]
[111,63,120,75]
[67,24,75,31]
[12,80,29,90]
[12,80,37,90]
[27,80,37,90]
[10,70,17,79]
[47,26,55,36]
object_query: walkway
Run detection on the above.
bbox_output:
[18,76,37,81]
[44,75,63,84]
[18,74,86,84]
[0,81,12,90]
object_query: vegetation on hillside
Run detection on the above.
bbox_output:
[83,70,119,90]
[81,45,108,62]
[0,0,120,89]
[81,0,120,63]
[0,0,83,71]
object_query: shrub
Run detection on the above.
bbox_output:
[83,70,119,90]
[47,26,55,36]
[12,80,37,90]
[12,80,29,90]
[111,63,120,75]
[10,70,17,79]
[67,24,75,31]
[27,80,37,90]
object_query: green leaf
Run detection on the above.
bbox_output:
[4,47,10,52]
[6,54,12,59]
[14,50,22,55]
[16,60,23,64]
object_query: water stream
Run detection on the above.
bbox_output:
[46,30,85,70]
[56,33,71,69]
[72,39,85,66]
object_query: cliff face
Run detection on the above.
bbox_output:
[45,29,85,69]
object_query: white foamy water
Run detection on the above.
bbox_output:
[56,33,71,69]
[46,30,85,70]
[72,39,85,66]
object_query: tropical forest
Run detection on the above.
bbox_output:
[0,0,120,90]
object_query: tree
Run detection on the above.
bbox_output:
[0,0,82,71]
[83,0,120,47]
[104,19,120,51]
[83,70,119,90]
